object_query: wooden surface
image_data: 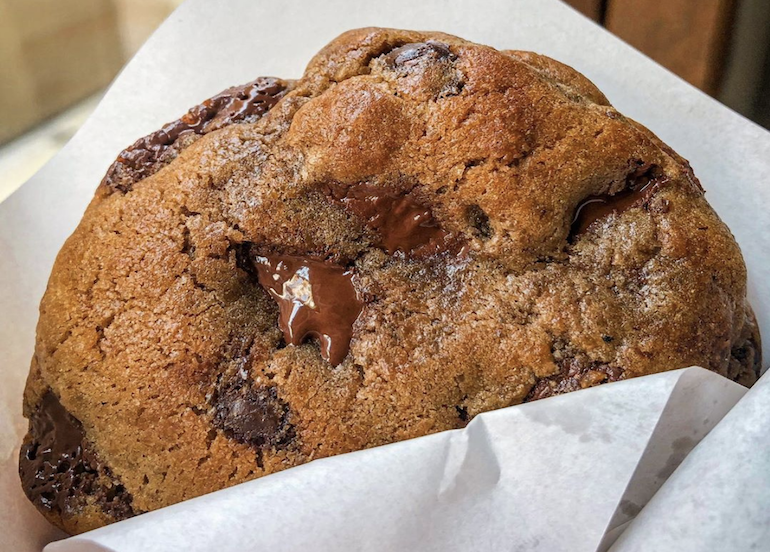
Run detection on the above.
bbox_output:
[0,2,38,144]
[0,0,182,145]
[564,0,602,21]
[114,0,183,59]
[604,0,737,94]
[0,0,124,144]
[0,0,755,144]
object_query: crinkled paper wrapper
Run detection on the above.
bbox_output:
[1,0,769,550]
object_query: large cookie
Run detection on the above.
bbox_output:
[20,28,761,534]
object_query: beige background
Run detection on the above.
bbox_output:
[0,0,768,550]
[0,0,183,144]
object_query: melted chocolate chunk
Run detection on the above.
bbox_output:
[525,358,624,401]
[327,183,453,255]
[214,382,293,448]
[570,168,667,239]
[252,254,363,366]
[386,41,456,68]
[102,77,290,193]
[19,391,135,522]
[384,42,463,98]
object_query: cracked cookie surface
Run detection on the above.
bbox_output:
[21,28,760,534]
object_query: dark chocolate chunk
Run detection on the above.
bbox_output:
[214,382,293,448]
[326,183,454,256]
[570,166,667,240]
[102,77,291,193]
[385,41,456,69]
[384,42,463,97]
[234,242,258,278]
[252,254,363,366]
[19,391,136,522]
[525,358,624,401]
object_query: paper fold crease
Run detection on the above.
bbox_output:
[2,1,769,551]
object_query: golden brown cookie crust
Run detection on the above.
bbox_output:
[21,28,760,534]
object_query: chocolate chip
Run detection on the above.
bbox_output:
[466,204,493,239]
[569,165,667,241]
[732,345,748,362]
[99,483,134,521]
[234,242,257,278]
[730,332,761,381]
[385,41,455,69]
[214,382,293,448]
[525,358,624,401]
[102,78,290,193]
[252,254,363,366]
[19,391,136,522]
[325,182,452,256]
[602,335,614,343]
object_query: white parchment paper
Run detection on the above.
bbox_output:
[610,369,770,552]
[1,0,769,550]
[45,368,748,552]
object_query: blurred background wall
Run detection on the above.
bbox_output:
[0,0,183,144]
[0,0,183,199]
[0,0,768,199]
[569,0,770,129]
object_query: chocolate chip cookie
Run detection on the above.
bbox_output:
[20,28,761,534]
